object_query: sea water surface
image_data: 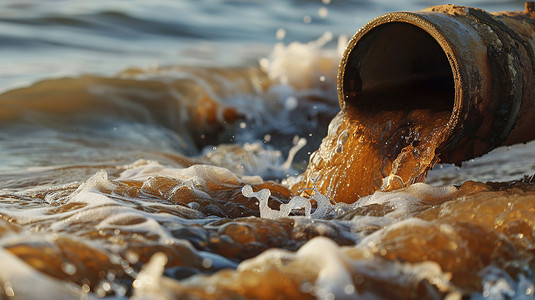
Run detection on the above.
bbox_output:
[1,0,535,299]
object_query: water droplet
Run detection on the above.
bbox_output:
[132,279,141,289]
[106,272,116,281]
[202,258,213,268]
[335,129,349,153]
[344,284,356,294]
[4,282,14,297]
[102,282,111,292]
[259,58,269,70]
[318,7,328,18]
[276,28,286,40]
[284,96,298,110]
[61,262,77,275]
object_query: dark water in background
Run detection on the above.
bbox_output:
[1,0,535,299]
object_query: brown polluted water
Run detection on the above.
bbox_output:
[2,36,535,300]
[294,89,451,203]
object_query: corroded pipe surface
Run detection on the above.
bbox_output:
[340,3,535,164]
[296,3,535,203]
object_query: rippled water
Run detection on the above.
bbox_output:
[1,1,535,299]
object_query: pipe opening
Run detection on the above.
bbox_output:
[343,22,454,122]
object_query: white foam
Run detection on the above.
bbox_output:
[242,184,336,219]
[238,236,354,299]
[199,141,303,179]
[69,170,121,206]
[120,160,263,186]
[297,237,354,299]
[473,266,535,300]
[308,184,332,219]
[96,212,173,240]
[260,32,344,90]
[238,236,459,299]
[242,177,455,221]
[0,170,121,227]
[352,258,459,299]
[345,183,458,231]
[2,167,215,244]
[242,184,310,219]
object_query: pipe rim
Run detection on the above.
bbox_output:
[337,11,465,146]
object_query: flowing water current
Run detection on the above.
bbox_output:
[2,1,535,299]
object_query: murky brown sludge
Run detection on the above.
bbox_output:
[2,67,535,299]
[2,4,535,299]
[295,103,450,202]
[2,164,535,299]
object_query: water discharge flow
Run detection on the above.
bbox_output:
[1,1,535,300]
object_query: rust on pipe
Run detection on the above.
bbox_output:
[339,3,535,164]
[295,4,535,203]
[527,2,535,14]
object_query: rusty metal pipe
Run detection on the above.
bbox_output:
[339,3,535,165]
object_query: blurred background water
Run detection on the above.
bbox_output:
[0,0,525,91]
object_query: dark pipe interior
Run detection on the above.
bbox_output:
[343,22,454,117]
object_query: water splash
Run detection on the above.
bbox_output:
[241,182,330,219]
[259,31,344,90]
